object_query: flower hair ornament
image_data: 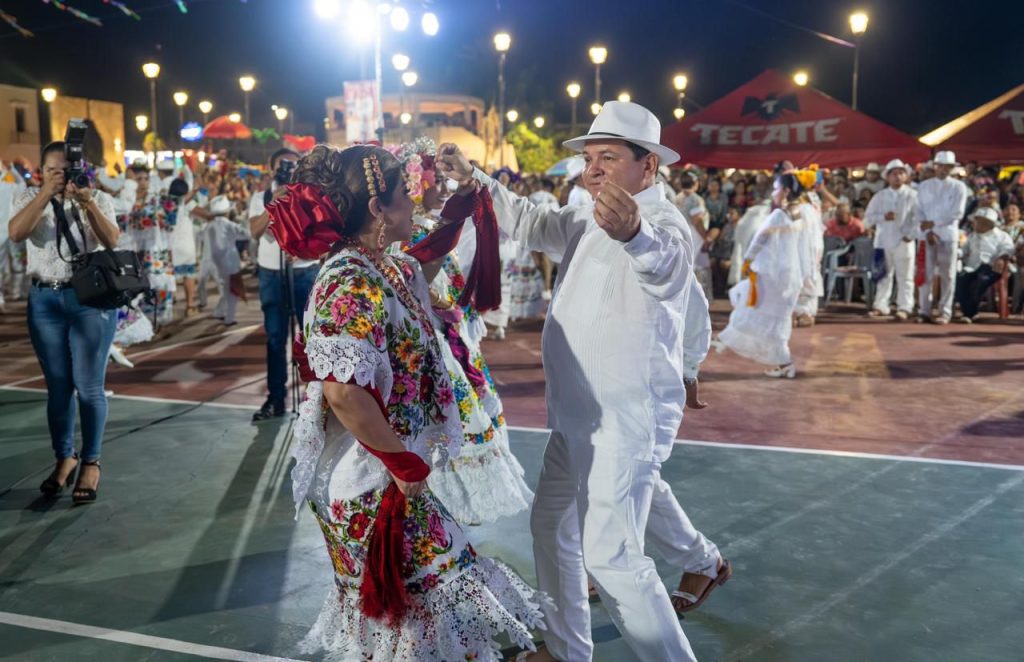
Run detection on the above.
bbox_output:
[363,153,387,198]
[266,183,347,260]
[387,136,437,207]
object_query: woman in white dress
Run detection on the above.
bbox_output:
[715,171,813,378]
[268,144,545,661]
[390,139,533,525]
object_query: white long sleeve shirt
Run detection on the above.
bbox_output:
[682,277,710,380]
[474,168,695,460]
[864,185,918,249]
[962,228,1016,274]
[913,176,969,243]
[566,184,593,208]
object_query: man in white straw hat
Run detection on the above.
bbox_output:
[956,206,1016,323]
[864,159,918,320]
[438,101,726,661]
[913,150,969,323]
[855,161,885,196]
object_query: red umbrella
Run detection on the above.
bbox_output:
[203,115,252,140]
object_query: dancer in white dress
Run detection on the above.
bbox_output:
[715,170,814,378]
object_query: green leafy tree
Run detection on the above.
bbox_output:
[506,123,559,173]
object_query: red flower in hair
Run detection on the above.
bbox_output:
[267,183,346,260]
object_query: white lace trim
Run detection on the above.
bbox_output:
[299,556,548,662]
[428,430,533,524]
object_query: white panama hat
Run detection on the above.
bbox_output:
[971,206,999,224]
[933,150,959,166]
[563,101,680,165]
[883,159,909,177]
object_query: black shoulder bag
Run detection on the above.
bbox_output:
[53,198,149,309]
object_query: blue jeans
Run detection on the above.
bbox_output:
[259,265,318,404]
[27,285,117,462]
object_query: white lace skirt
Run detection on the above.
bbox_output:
[720,277,797,366]
[301,490,546,661]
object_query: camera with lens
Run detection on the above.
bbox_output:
[63,118,90,188]
[273,158,296,186]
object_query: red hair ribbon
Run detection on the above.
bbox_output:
[267,183,346,260]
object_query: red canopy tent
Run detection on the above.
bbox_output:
[661,69,930,169]
[203,115,252,140]
[920,83,1024,164]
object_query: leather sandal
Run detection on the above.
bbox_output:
[72,460,101,505]
[40,456,79,496]
[672,558,732,614]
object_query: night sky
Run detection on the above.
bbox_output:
[2,0,1021,141]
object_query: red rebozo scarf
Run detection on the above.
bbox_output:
[405,187,502,312]
[292,334,430,626]
[266,183,347,260]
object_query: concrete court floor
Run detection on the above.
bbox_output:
[1,391,1022,662]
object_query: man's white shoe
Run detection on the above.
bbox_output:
[765,364,796,379]
[109,345,135,368]
[710,338,726,354]
[491,327,506,340]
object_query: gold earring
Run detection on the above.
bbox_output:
[376,219,387,252]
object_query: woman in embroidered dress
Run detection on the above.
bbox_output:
[269,144,545,661]
[129,177,177,325]
[389,139,533,525]
[713,171,814,379]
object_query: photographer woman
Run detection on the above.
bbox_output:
[8,141,120,504]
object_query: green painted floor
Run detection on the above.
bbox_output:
[1,389,1022,661]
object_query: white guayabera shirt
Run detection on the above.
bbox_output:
[473,168,699,462]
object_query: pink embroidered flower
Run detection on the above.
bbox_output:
[370,325,386,348]
[434,382,455,407]
[391,372,418,405]
[330,500,346,522]
[329,294,360,329]
[338,546,358,575]
[428,511,448,547]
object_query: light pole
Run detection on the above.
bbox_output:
[849,11,868,110]
[673,73,688,118]
[173,91,188,147]
[617,92,631,103]
[198,100,212,126]
[673,108,685,120]
[142,62,160,142]
[239,76,256,125]
[793,71,809,87]
[506,109,519,124]
[135,115,149,133]
[40,88,57,144]
[589,46,607,106]
[494,32,511,168]
[401,71,418,141]
[274,107,288,135]
[533,116,545,130]
[590,102,601,116]
[566,82,581,136]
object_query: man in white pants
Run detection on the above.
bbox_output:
[914,150,968,324]
[864,159,918,320]
[439,101,722,661]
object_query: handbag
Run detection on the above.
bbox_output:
[53,198,149,309]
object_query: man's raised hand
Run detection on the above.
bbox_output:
[594,182,641,242]
[436,143,474,186]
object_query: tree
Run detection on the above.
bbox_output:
[506,122,558,174]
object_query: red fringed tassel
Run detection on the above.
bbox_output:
[359,482,411,626]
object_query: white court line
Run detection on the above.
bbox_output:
[0,611,305,662]
[0,385,256,412]
[506,426,1024,472]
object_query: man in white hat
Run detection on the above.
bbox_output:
[438,101,725,662]
[913,150,969,323]
[855,162,885,196]
[956,206,1016,322]
[864,159,918,319]
[564,155,593,208]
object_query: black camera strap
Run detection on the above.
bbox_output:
[51,197,84,262]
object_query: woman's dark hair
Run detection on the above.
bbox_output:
[41,141,65,163]
[292,144,403,237]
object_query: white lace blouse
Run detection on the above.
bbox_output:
[12,188,117,282]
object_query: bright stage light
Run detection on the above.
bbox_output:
[390,6,410,31]
[313,0,340,20]
[421,12,439,36]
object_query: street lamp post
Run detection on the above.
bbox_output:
[40,88,57,144]
[135,115,149,133]
[239,76,256,125]
[173,91,188,146]
[849,11,869,110]
[142,62,160,143]
[401,71,418,141]
[673,73,688,118]
[198,100,212,126]
[506,109,519,124]
[566,82,581,137]
[589,47,607,107]
[274,107,288,136]
[533,116,545,130]
[494,32,511,168]
[793,71,809,87]
[617,92,631,103]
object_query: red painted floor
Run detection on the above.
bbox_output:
[3,289,1023,465]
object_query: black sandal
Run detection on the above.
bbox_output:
[40,456,79,496]
[72,460,101,505]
